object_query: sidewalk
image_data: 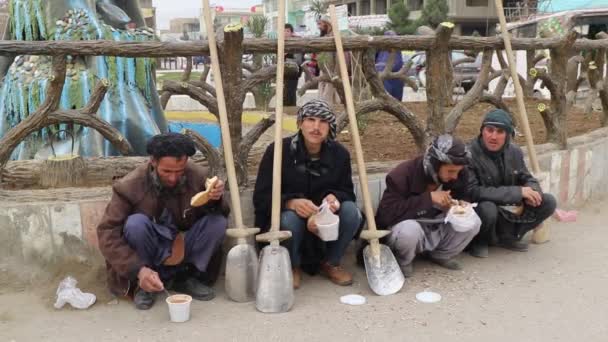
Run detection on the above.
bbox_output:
[1,200,606,341]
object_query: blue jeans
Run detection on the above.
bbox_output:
[280,201,361,267]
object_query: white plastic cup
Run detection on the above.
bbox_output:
[166,294,192,323]
[316,219,339,241]
[314,203,340,241]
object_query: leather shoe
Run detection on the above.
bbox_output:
[171,277,215,301]
[134,288,156,310]
[469,242,489,258]
[429,257,462,270]
[498,239,529,252]
[320,262,353,286]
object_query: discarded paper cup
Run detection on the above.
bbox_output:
[166,294,192,323]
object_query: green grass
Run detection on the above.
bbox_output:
[156,72,203,83]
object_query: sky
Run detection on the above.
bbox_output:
[153,0,261,30]
[541,0,608,12]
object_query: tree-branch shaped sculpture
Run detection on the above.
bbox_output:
[0,55,133,173]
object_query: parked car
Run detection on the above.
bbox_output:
[406,52,426,85]
[408,50,483,92]
[452,50,483,92]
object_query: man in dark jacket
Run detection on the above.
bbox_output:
[253,100,361,289]
[376,135,480,277]
[97,133,228,310]
[467,109,556,257]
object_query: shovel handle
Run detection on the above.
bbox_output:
[328,6,378,233]
[202,0,244,229]
[269,0,287,241]
[494,0,548,243]
[493,0,540,174]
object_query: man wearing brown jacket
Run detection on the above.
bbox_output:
[97,133,228,310]
[376,135,480,277]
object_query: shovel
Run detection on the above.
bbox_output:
[201,0,260,303]
[255,0,295,313]
[328,6,405,296]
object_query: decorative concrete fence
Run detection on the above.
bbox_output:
[2,126,608,262]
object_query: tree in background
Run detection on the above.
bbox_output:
[387,2,417,35]
[245,16,274,111]
[388,0,449,35]
[310,0,329,18]
[419,0,449,28]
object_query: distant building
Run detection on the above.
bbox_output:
[139,0,157,30]
[199,5,264,39]
[263,0,312,34]
[325,0,532,36]
[164,17,201,41]
[0,0,8,38]
[170,18,201,34]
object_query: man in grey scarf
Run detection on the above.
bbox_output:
[467,109,556,257]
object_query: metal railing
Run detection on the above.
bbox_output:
[504,5,538,22]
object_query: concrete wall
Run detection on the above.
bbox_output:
[2,127,608,261]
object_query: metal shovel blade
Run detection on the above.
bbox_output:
[255,245,294,313]
[363,244,405,296]
[225,243,259,302]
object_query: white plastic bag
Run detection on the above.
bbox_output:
[445,202,481,233]
[314,200,340,241]
[54,276,97,310]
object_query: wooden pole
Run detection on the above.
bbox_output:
[269,0,287,245]
[329,5,386,256]
[494,0,540,173]
[494,0,549,243]
[202,0,244,229]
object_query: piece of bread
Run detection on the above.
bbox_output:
[451,200,468,215]
[190,176,219,207]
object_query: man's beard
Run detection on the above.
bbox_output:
[319,29,328,36]
[151,170,186,196]
[441,179,459,188]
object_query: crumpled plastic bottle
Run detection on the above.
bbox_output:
[54,276,97,310]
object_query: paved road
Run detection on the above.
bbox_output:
[1,201,607,342]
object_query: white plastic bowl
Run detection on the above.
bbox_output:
[316,217,339,241]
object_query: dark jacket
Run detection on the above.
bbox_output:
[253,134,356,231]
[97,162,229,296]
[376,156,470,228]
[467,137,542,205]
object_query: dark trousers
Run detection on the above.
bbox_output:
[124,213,227,282]
[284,78,299,106]
[473,193,557,245]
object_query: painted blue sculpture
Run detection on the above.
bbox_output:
[0,0,167,159]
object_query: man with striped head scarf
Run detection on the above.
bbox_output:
[253,100,362,289]
[376,135,480,277]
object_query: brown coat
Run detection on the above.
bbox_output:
[96,161,228,296]
[375,156,471,228]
